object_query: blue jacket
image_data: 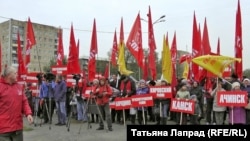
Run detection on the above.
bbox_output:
[54,80,67,102]
[40,81,56,98]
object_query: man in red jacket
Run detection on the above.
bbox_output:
[0,66,33,141]
[93,77,113,131]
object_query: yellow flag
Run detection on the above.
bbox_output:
[117,42,133,75]
[182,61,189,79]
[192,55,241,77]
[161,35,172,83]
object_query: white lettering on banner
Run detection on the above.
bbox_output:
[52,67,67,71]
[26,76,37,80]
[115,100,131,107]
[139,101,146,105]
[150,87,171,93]
[130,40,139,52]
[219,95,245,103]
[131,96,152,102]
[172,101,192,111]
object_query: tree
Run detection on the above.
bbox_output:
[243,69,250,78]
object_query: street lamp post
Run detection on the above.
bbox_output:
[140,15,166,80]
[140,15,166,25]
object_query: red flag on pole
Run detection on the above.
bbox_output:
[25,17,36,72]
[88,19,98,81]
[191,12,201,81]
[17,31,26,80]
[234,0,243,80]
[103,63,109,79]
[0,40,1,74]
[77,39,80,58]
[126,13,144,70]
[202,18,211,55]
[148,6,157,80]
[143,57,148,81]
[111,30,118,66]
[67,24,81,74]
[57,28,64,65]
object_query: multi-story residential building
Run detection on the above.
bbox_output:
[0,18,59,73]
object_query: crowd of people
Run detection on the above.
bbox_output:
[1,65,250,140]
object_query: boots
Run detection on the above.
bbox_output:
[156,115,160,125]
[161,118,167,125]
[130,115,136,124]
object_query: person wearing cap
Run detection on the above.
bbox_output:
[175,83,190,125]
[93,76,113,131]
[242,78,250,124]
[228,82,246,125]
[210,79,226,125]
[189,95,201,125]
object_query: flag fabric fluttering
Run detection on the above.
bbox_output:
[191,12,201,81]
[111,30,118,66]
[67,24,81,74]
[17,31,26,80]
[25,17,36,72]
[192,55,241,78]
[182,61,189,80]
[234,0,243,80]
[88,19,98,81]
[161,34,172,83]
[148,6,157,80]
[143,57,148,81]
[103,63,109,79]
[57,28,64,65]
[126,13,144,70]
[118,17,133,76]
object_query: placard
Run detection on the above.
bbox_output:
[114,97,131,110]
[217,91,248,107]
[170,98,195,114]
[131,94,154,107]
[149,86,172,99]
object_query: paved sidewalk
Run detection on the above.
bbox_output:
[23,116,210,141]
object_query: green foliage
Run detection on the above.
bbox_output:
[243,69,250,78]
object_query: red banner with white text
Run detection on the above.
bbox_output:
[217,91,248,107]
[170,98,195,114]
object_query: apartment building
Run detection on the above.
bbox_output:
[0,18,59,73]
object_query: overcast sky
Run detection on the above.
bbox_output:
[1,0,250,70]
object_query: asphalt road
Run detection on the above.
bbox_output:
[23,115,212,141]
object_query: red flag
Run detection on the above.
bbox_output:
[148,6,157,80]
[88,19,98,81]
[171,32,177,64]
[179,54,192,64]
[217,37,220,55]
[111,30,118,66]
[143,57,148,80]
[126,13,144,70]
[191,12,201,81]
[103,63,109,79]
[0,40,1,74]
[81,69,87,95]
[119,18,124,45]
[202,18,211,55]
[234,0,243,79]
[57,28,64,65]
[17,31,26,80]
[67,24,81,74]
[77,39,80,58]
[25,17,36,72]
